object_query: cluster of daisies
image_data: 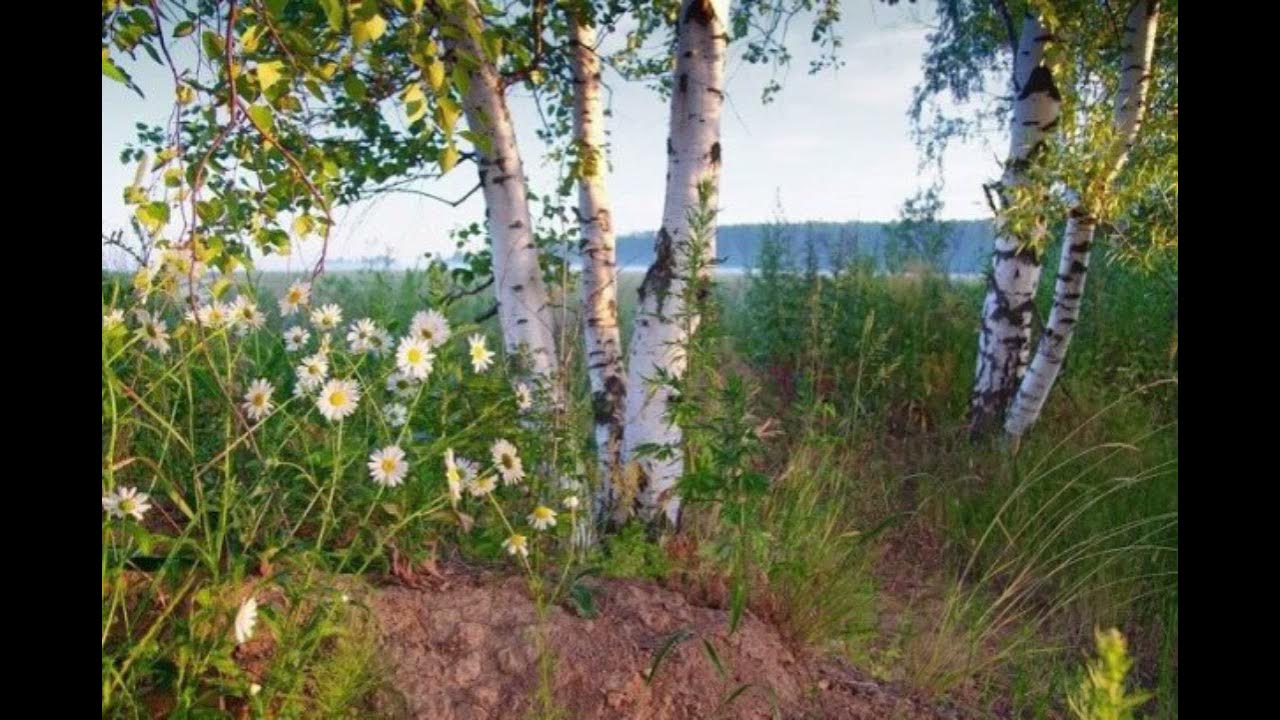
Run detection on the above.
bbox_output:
[269,281,498,425]
[105,277,561,553]
[443,440,582,560]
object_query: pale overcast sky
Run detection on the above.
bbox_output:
[101,0,1002,270]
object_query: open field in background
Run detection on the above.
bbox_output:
[102,241,1175,717]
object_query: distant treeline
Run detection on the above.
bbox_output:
[610,220,995,274]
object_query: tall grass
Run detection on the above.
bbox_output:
[717,228,1177,715]
[102,261,593,718]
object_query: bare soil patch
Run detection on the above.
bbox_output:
[368,563,971,720]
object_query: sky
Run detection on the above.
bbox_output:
[101,0,1003,271]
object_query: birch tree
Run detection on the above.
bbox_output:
[969,13,1061,436]
[563,8,627,519]
[1005,0,1163,439]
[622,0,730,527]
[447,0,563,401]
[908,0,1176,438]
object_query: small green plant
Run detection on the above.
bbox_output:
[1067,627,1151,720]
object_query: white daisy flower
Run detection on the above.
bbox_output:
[444,449,463,504]
[196,301,232,329]
[384,403,409,428]
[315,378,361,422]
[366,327,392,357]
[490,439,525,486]
[296,353,329,391]
[385,371,419,399]
[318,332,334,356]
[468,334,495,373]
[103,308,125,330]
[502,534,529,558]
[409,309,451,346]
[234,597,258,645]
[249,683,262,697]
[515,382,533,412]
[279,280,311,316]
[242,378,275,422]
[310,303,343,332]
[367,445,409,488]
[134,312,172,355]
[395,337,435,380]
[563,495,580,511]
[456,457,479,484]
[284,326,310,352]
[467,474,497,498]
[527,505,557,531]
[230,296,266,335]
[346,318,379,354]
[102,486,152,521]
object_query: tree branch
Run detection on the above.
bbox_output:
[443,276,495,304]
[369,181,482,207]
[473,302,499,324]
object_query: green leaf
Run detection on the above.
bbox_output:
[451,63,470,96]
[645,628,693,685]
[257,60,286,91]
[292,215,315,238]
[402,82,427,123]
[318,0,344,31]
[241,24,265,53]
[172,21,195,38]
[460,130,492,156]
[123,186,147,205]
[135,202,170,234]
[264,0,289,16]
[210,276,231,299]
[701,639,727,680]
[425,59,445,93]
[102,55,137,92]
[729,580,746,634]
[201,31,225,61]
[343,74,367,102]
[568,582,598,619]
[718,684,757,712]
[439,144,459,174]
[351,7,386,45]
[436,95,461,134]
[246,104,275,133]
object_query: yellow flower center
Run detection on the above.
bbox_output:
[501,454,514,470]
[119,498,136,514]
[407,348,422,364]
[381,458,398,473]
[288,290,301,302]
[329,390,347,407]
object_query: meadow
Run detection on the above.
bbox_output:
[101,235,1176,719]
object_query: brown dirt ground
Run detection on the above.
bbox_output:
[365,562,973,720]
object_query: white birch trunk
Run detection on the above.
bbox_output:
[622,0,728,528]
[570,18,627,526]
[969,14,1061,435]
[450,0,561,402]
[1005,0,1160,439]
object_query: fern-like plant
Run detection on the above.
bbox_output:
[1067,627,1152,720]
